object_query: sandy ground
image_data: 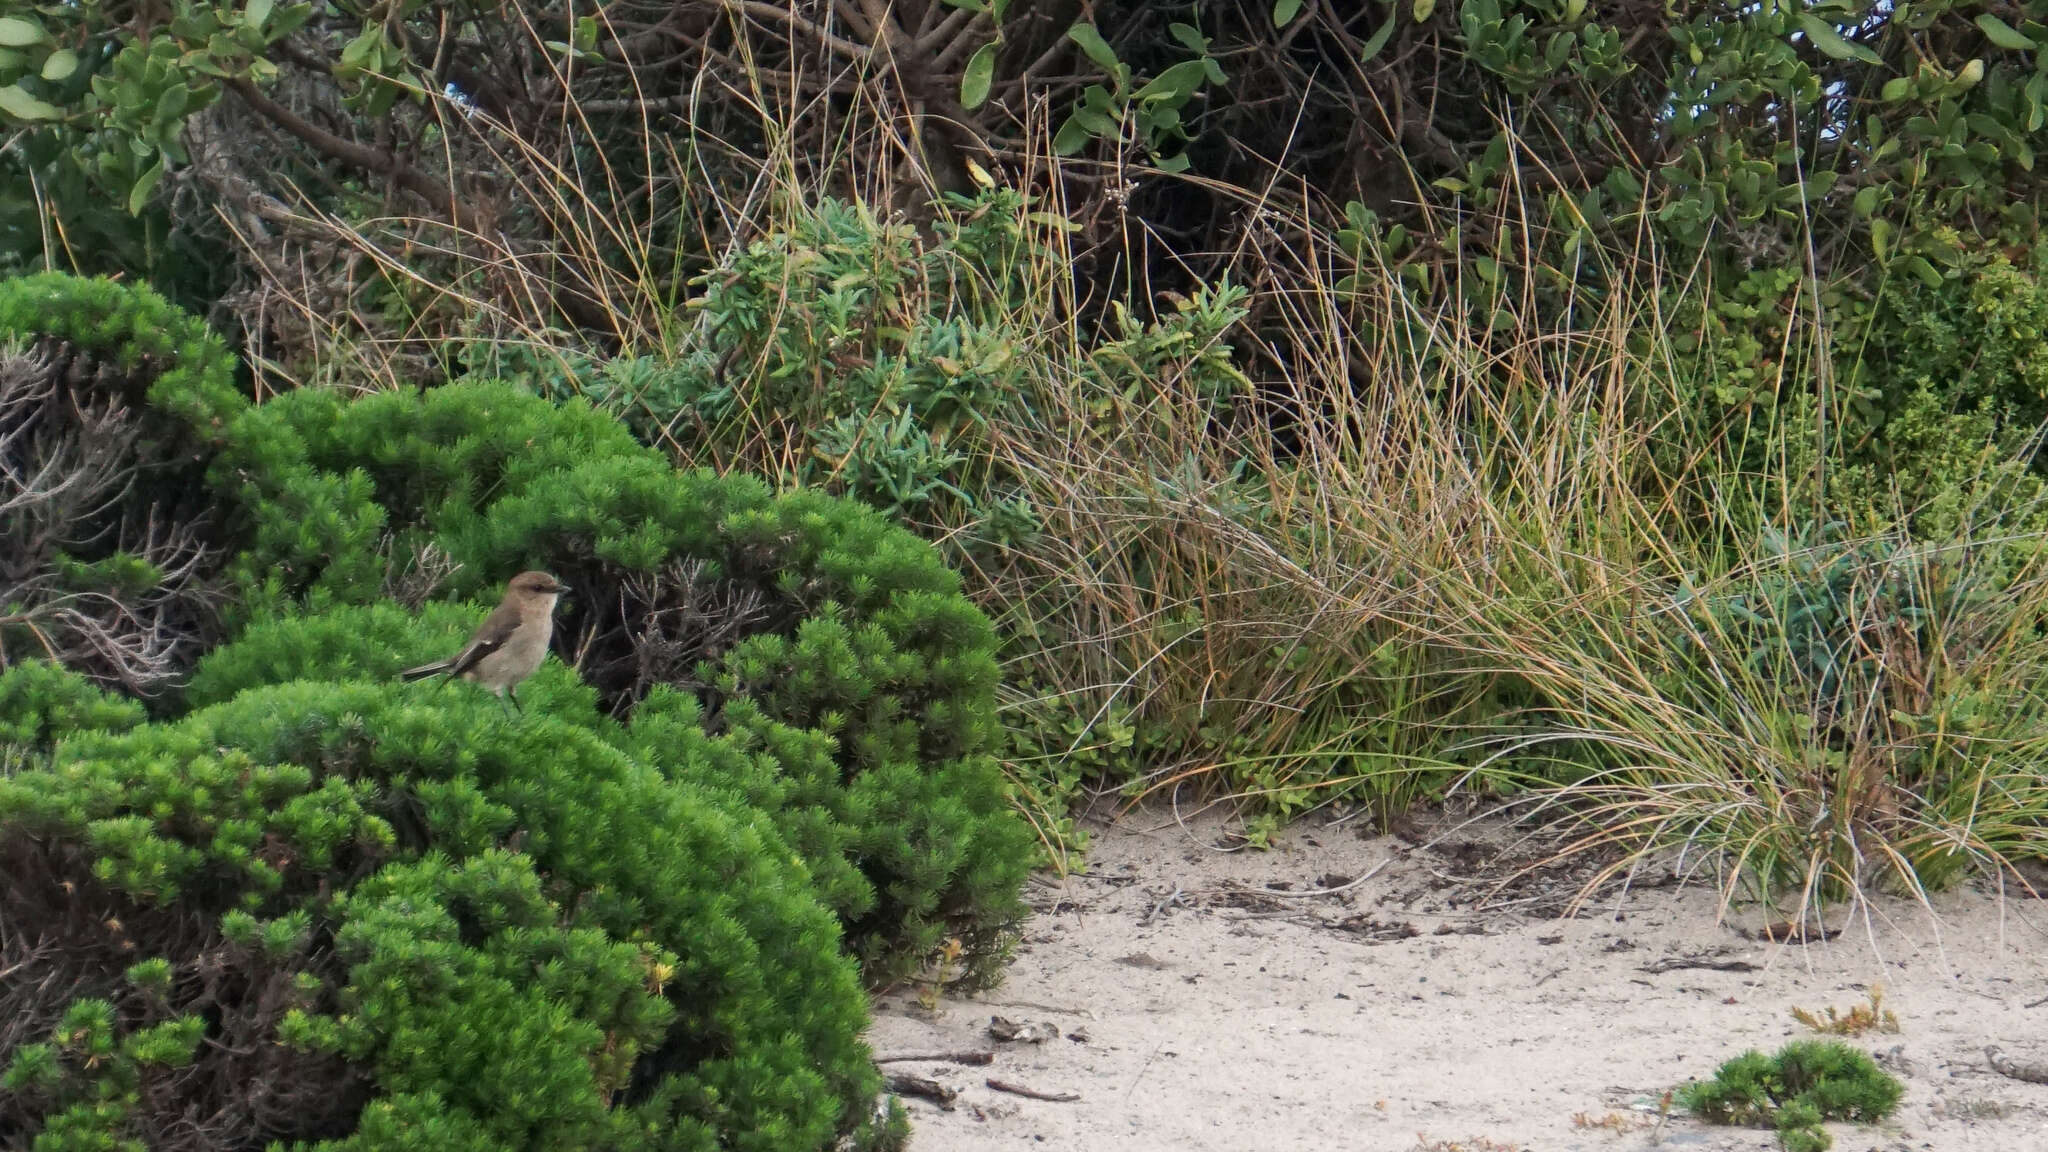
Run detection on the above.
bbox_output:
[869,801,2048,1151]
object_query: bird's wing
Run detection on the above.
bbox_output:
[439,604,523,679]
[441,632,506,679]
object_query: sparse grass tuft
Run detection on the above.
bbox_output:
[1792,986,1901,1037]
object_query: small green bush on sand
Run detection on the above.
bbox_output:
[1680,1038,1904,1151]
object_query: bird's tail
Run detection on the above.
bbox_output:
[399,661,453,683]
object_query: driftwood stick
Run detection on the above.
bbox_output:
[875,1050,995,1066]
[1638,957,1758,974]
[883,1072,958,1109]
[1986,1045,2048,1085]
[986,1078,1080,1102]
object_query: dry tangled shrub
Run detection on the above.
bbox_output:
[0,338,226,696]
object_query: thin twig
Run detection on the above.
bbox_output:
[875,1050,994,1066]
[986,1078,1080,1103]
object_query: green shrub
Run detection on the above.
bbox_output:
[1680,1038,1904,1151]
[530,194,1040,532]
[1845,241,2048,524]
[1661,237,2048,543]
[0,675,896,1151]
[615,685,1028,986]
[204,381,1034,986]
[0,269,1030,989]
[0,272,246,437]
[0,661,146,748]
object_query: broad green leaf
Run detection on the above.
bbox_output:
[129,154,165,216]
[1154,152,1191,172]
[1360,15,1396,64]
[1134,60,1209,104]
[271,3,313,37]
[0,17,46,48]
[40,48,77,82]
[575,16,598,51]
[340,29,378,70]
[0,81,60,120]
[1543,30,1573,70]
[1852,184,1878,217]
[960,41,997,109]
[1169,22,1207,53]
[1976,13,2036,51]
[246,0,275,31]
[1903,254,1942,287]
[366,79,401,117]
[1052,113,1092,155]
[1798,15,1881,65]
[1881,76,1913,102]
[1073,104,1117,134]
[1274,0,1305,27]
[1067,23,1121,75]
[1869,217,1892,260]
[156,82,191,124]
[1414,0,1437,21]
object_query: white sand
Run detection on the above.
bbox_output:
[871,802,2048,1151]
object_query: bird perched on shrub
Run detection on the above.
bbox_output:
[401,570,567,711]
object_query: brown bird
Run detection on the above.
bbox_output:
[400,570,567,712]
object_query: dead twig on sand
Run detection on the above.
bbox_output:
[987,1078,1080,1102]
[1986,1046,2048,1085]
[1142,883,1184,924]
[1240,856,1394,898]
[1638,956,1758,974]
[875,1050,994,1066]
[884,1072,958,1109]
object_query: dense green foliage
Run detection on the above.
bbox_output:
[1680,1039,1905,1150]
[0,659,145,747]
[203,378,1034,986]
[2,273,1032,1148]
[0,272,244,434]
[0,273,1032,996]
[0,664,894,1151]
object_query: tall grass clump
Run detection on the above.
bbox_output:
[1294,179,2048,911]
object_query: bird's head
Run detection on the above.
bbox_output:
[508,570,568,603]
